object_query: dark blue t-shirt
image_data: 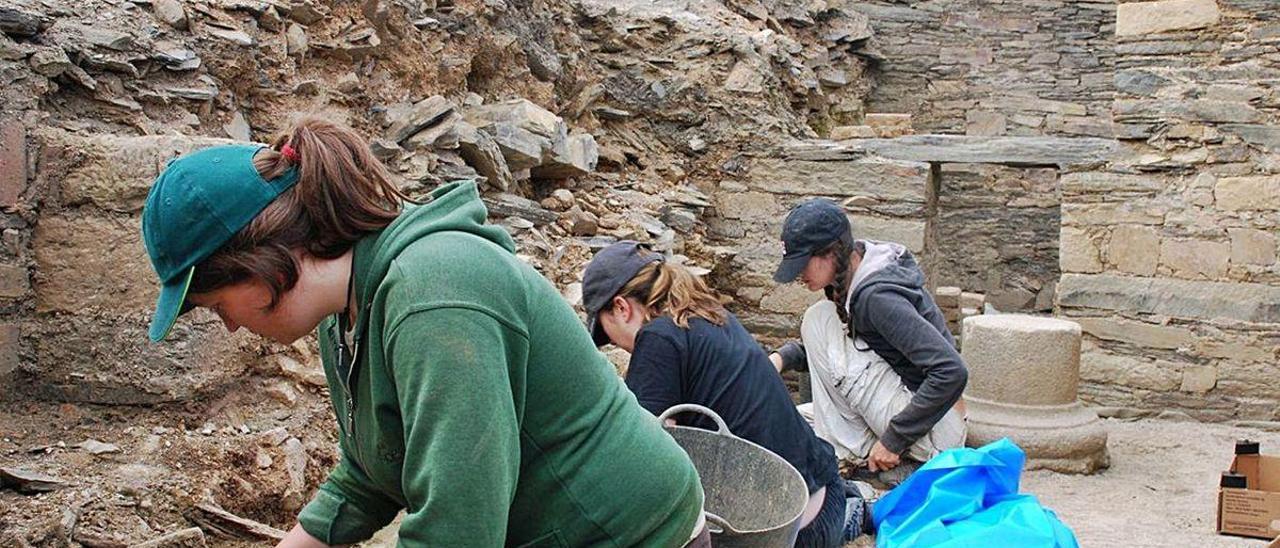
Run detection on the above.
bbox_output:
[626,313,838,494]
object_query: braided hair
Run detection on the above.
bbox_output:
[820,235,864,327]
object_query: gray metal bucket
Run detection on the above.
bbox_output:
[659,404,809,548]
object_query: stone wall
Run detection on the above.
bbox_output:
[852,0,1115,137]
[4,129,267,404]
[1058,0,1280,421]
[931,163,1061,312]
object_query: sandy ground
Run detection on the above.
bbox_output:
[1022,418,1279,547]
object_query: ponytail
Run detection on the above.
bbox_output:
[614,262,727,328]
[189,117,406,306]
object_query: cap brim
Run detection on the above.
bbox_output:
[773,253,810,283]
[148,266,195,343]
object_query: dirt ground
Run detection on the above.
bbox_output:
[5,395,1278,547]
[363,418,1280,547]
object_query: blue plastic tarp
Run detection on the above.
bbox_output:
[871,438,1079,548]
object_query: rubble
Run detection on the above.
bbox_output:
[0,467,66,494]
[186,502,287,541]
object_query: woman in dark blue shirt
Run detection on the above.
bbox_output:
[582,241,868,547]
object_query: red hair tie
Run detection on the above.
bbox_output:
[280,144,300,163]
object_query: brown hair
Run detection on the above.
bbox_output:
[611,261,727,328]
[188,117,407,307]
[820,235,864,326]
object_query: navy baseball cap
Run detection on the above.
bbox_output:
[582,241,664,347]
[773,199,851,283]
[142,144,299,342]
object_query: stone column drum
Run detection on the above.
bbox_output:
[961,314,1109,474]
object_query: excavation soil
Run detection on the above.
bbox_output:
[4,393,1273,546]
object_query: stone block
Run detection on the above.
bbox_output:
[1108,225,1160,276]
[1062,202,1166,226]
[715,191,780,220]
[0,119,26,207]
[0,263,28,298]
[0,322,18,378]
[453,121,513,190]
[1160,238,1230,279]
[960,292,985,309]
[830,125,876,140]
[1229,228,1277,266]
[1180,366,1217,393]
[484,122,546,171]
[532,133,599,180]
[33,215,155,314]
[1216,176,1280,211]
[850,215,925,253]
[1057,273,1280,324]
[935,286,961,308]
[748,157,930,202]
[1080,351,1181,392]
[759,284,820,315]
[965,111,1006,136]
[1116,0,1220,36]
[1075,317,1195,349]
[822,136,1116,167]
[1060,227,1102,273]
[1196,337,1274,363]
[466,98,565,140]
[387,96,456,144]
[48,132,232,213]
[865,113,913,137]
[1059,172,1166,196]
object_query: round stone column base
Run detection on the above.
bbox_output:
[964,396,1110,474]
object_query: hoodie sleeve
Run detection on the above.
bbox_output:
[858,287,968,455]
[774,340,809,373]
[297,453,402,544]
[384,306,524,546]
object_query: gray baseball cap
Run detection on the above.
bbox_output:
[774,199,851,283]
[582,241,663,347]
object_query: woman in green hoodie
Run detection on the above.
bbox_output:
[141,117,706,547]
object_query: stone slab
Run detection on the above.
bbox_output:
[748,156,930,201]
[1057,273,1280,324]
[797,136,1116,167]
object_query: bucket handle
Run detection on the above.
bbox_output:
[703,511,748,537]
[657,404,735,438]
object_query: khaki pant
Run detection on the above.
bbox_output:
[797,300,966,462]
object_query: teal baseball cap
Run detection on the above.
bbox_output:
[142,144,299,342]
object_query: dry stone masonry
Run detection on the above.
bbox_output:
[1060,0,1280,422]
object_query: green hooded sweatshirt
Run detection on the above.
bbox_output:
[296,181,703,546]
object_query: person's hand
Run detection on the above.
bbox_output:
[768,352,784,373]
[867,441,901,472]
